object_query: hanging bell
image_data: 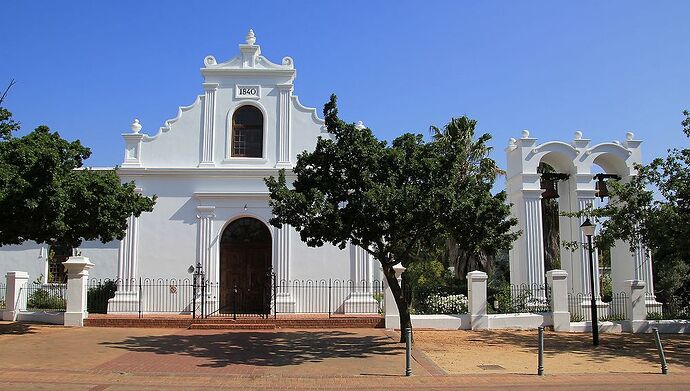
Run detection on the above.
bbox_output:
[540,178,559,199]
[540,172,570,199]
[595,177,609,201]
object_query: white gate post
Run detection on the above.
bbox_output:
[626,279,647,333]
[384,264,406,329]
[467,270,488,330]
[546,269,569,332]
[2,271,29,321]
[63,256,94,327]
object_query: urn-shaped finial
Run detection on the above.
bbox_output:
[131,119,142,134]
[246,29,256,45]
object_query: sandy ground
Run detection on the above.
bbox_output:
[413,329,690,374]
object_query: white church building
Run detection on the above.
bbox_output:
[0,30,659,318]
[0,30,378,315]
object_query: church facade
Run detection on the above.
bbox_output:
[0,30,378,314]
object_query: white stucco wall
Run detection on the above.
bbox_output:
[1,33,369,314]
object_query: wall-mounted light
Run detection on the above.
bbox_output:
[243,204,248,211]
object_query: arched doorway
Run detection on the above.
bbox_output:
[219,217,272,314]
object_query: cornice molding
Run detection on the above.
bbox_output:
[117,166,296,178]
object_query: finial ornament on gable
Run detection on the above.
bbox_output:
[246,29,256,45]
[131,119,142,134]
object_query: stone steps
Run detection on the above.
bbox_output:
[189,323,277,330]
[85,316,384,329]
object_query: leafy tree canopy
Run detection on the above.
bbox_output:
[265,95,518,338]
[581,111,690,299]
[0,92,156,249]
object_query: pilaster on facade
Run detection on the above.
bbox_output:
[276,83,293,167]
[199,83,218,167]
[197,206,216,284]
[108,213,140,313]
[273,225,295,312]
[343,244,378,313]
[576,191,600,298]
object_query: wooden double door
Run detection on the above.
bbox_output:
[219,218,272,314]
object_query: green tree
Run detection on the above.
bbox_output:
[585,111,690,301]
[0,97,156,249]
[265,95,517,340]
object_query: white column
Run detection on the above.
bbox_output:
[273,225,295,312]
[108,214,140,313]
[276,83,292,167]
[199,83,218,167]
[2,271,29,321]
[63,256,94,327]
[522,191,546,288]
[634,244,657,302]
[343,244,377,313]
[576,194,600,298]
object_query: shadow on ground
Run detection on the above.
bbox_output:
[0,322,36,335]
[438,330,690,368]
[101,330,400,368]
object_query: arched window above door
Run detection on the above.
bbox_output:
[231,105,263,158]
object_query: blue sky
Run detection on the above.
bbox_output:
[2,1,689,175]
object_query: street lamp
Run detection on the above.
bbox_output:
[580,218,599,346]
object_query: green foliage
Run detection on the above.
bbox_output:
[600,273,612,302]
[0,103,156,248]
[422,293,468,314]
[404,260,466,314]
[87,280,117,313]
[565,111,690,301]
[570,313,585,322]
[265,95,518,335]
[647,311,663,321]
[27,287,66,310]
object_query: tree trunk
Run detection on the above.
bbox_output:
[382,263,412,343]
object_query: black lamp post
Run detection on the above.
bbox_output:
[581,218,599,346]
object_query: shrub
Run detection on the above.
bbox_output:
[87,280,117,313]
[422,293,468,314]
[647,311,663,321]
[27,288,66,310]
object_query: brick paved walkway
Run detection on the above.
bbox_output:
[1,321,689,390]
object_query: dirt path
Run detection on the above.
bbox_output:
[413,329,690,374]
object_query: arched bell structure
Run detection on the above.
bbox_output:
[506,130,660,309]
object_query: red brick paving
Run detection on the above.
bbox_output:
[2,322,689,390]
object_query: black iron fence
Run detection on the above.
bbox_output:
[489,283,551,314]
[86,275,384,318]
[647,296,690,320]
[87,278,195,317]
[0,282,6,310]
[24,283,67,311]
[567,292,628,322]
